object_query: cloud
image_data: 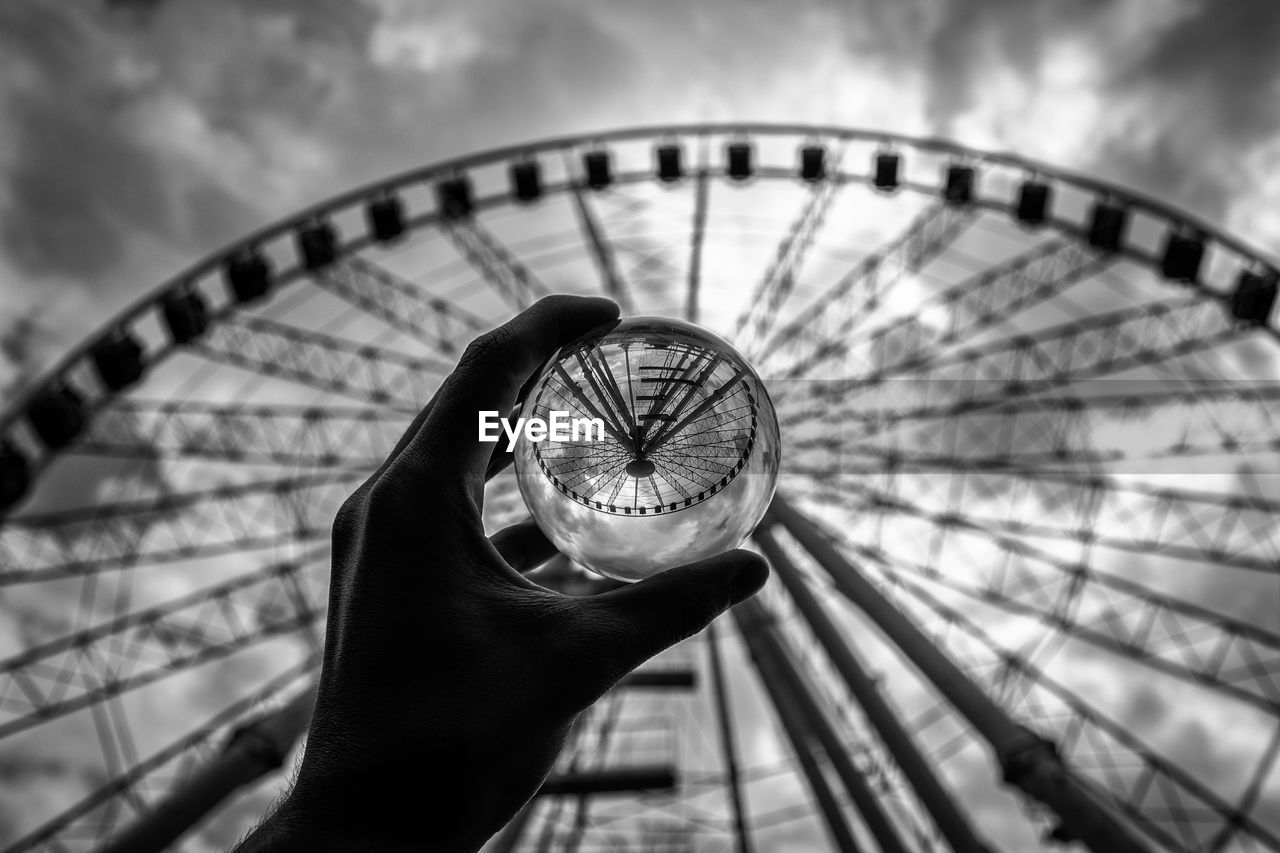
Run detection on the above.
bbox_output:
[0,4,238,281]
[837,0,1280,242]
[4,0,1275,373]
[4,1,1280,849]
[1092,1,1280,227]
[0,0,385,301]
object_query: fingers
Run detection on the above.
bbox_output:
[585,550,769,678]
[390,295,619,490]
[489,519,558,574]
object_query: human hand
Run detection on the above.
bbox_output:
[243,295,769,852]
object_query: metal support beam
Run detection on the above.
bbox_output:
[95,482,596,852]
[769,492,1152,853]
[197,314,448,410]
[754,524,990,853]
[736,176,841,350]
[0,554,328,735]
[686,168,710,323]
[100,683,320,853]
[569,181,634,313]
[536,766,676,796]
[707,622,753,853]
[313,256,486,353]
[735,598,909,853]
[443,220,548,310]
[732,606,863,853]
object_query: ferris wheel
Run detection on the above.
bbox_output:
[1,124,1278,853]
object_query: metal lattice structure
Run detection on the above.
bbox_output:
[1,124,1279,853]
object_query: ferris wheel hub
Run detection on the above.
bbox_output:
[625,459,655,478]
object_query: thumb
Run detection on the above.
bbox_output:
[587,549,769,678]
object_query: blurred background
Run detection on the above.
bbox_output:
[3,2,1280,851]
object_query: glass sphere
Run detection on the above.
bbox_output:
[514,316,781,582]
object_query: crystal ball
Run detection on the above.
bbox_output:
[513,316,781,582]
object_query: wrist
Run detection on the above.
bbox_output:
[280,698,573,851]
[278,771,482,853]
[279,739,524,853]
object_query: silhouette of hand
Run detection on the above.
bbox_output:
[243,296,768,852]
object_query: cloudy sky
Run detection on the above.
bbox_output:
[3,0,1280,390]
[3,0,1280,850]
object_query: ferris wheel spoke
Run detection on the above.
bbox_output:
[796,474,1280,698]
[798,464,1280,576]
[782,297,1239,436]
[736,170,845,353]
[905,239,1101,362]
[624,247,693,320]
[784,436,1081,471]
[88,690,147,835]
[770,680,937,845]
[310,256,488,351]
[636,346,701,418]
[441,219,549,310]
[850,528,1280,715]
[782,238,1103,388]
[194,314,449,410]
[569,180,634,313]
[736,596,912,853]
[922,295,1225,402]
[787,384,1280,469]
[73,400,407,468]
[0,551,325,741]
[756,553,1021,852]
[757,202,975,378]
[859,562,1280,853]
[0,471,359,585]
[783,382,1280,473]
[643,367,747,454]
[579,184,684,284]
[701,623,752,852]
[553,359,633,448]
[1160,332,1280,460]
[609,228,688,292]
[793,525,1205,852]
[5,657,316,852]
[582,346,641,436]
[641,352,722,433]
[803,471,1280,666]
[685,168,710,323]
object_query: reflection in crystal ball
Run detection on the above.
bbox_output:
[514,316,781,582]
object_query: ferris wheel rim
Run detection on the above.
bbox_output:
[3,121,1278,452]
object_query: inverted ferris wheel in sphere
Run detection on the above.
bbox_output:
[1,124,1279,853]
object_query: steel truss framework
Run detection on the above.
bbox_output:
[1,124,1279,853]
